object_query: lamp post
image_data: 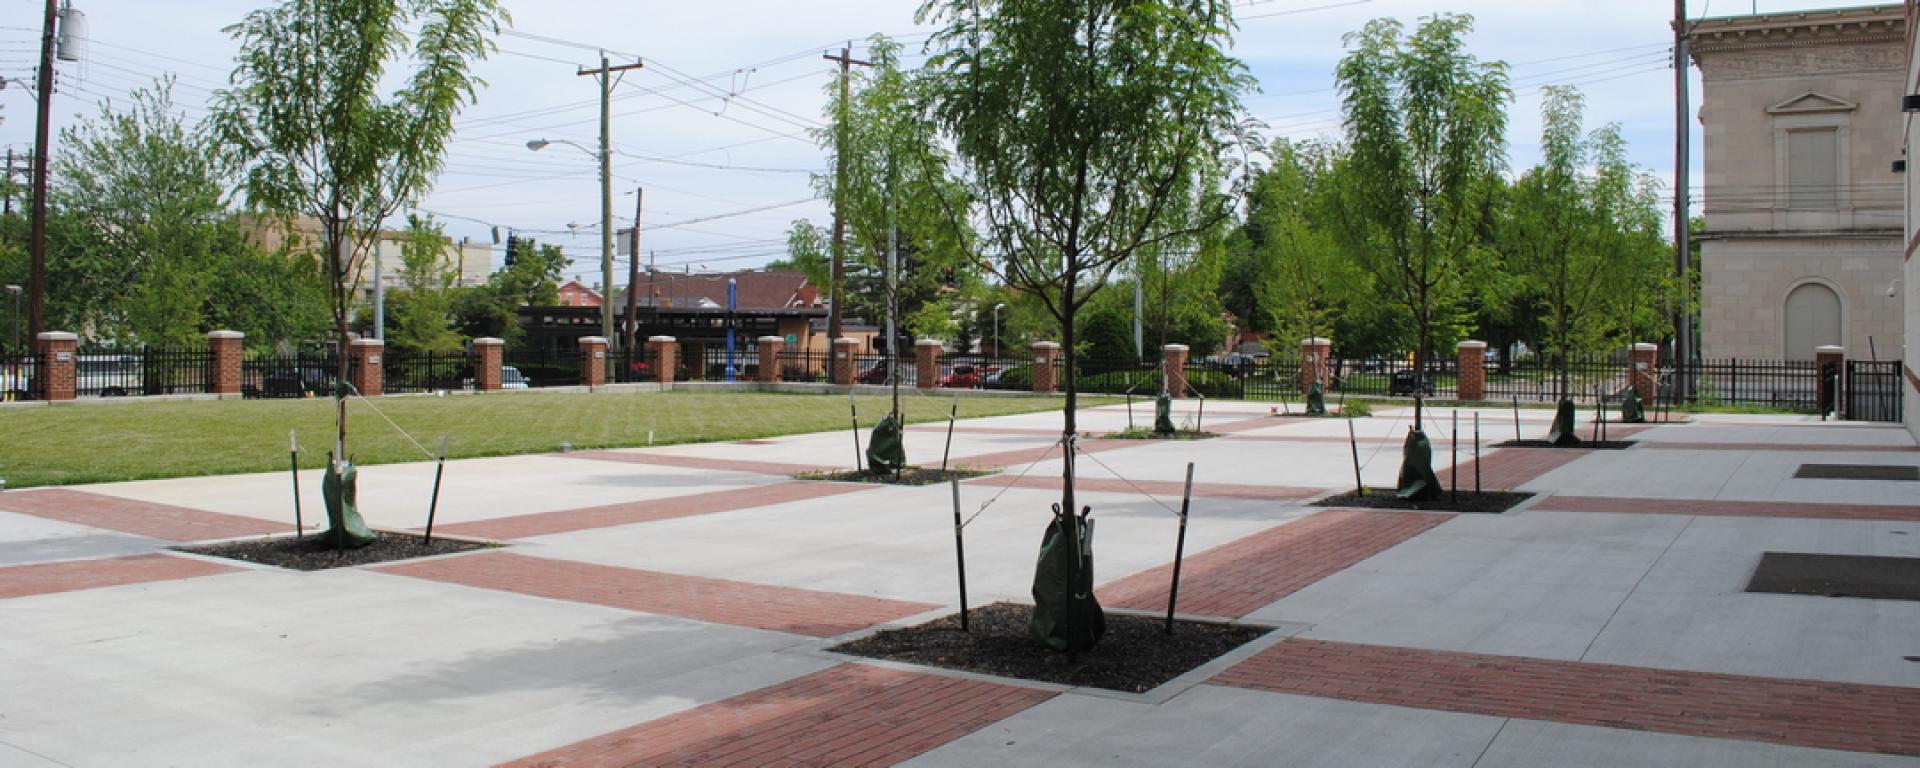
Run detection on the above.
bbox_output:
[725,277,738,382]
[3,284,20,349]
[992,303,1005,357]
[527,137,615,346]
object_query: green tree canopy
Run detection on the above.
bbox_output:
[214,0,506,454]
[1333,13,1509,426]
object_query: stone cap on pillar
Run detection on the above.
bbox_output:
[578,336,610,346]
[757,335,783,344]
[915,338,944,348]
[833,337,860,346]
[1162,343,1190,352]
[351,338,383,348]
[1815,345,1845,355]
[1457,340,1487,350]
[1631,343,1658,352]
[1031,341,1060,350]
[1302,337,1331,346]
[472,337,504,347]
[648,335,677,344]
[36,331,78,342]
[208,330,244,340]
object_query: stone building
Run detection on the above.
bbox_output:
[1902,1,1920,437]
[1688,5,1907,361]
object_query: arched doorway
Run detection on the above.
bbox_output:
[1783,282,1841,360]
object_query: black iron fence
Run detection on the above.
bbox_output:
[505,347,580,388]
[1844,360,1903,422]
[1669,358,1821,413]
[383,349,470,394]
[243,351,337,399]
[74,346,215,397]
[1,345,39,401]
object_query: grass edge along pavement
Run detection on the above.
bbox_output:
[0,390,1119,489]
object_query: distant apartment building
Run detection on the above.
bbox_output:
[1688,4,1907,360]
[240,215,494,300]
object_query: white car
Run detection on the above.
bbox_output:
[501,366,530,390]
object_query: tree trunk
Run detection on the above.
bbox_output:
[1060,267,1078,533]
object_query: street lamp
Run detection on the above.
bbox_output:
[528,137,616,346]
[3,284,20,350]
[993,303,1006,357]
[725,277,738,382]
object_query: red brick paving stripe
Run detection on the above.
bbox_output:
[378,551,938,638]
[1214,638,1920,758]
[0,489,287,542]
[1099,509,1451,618]
[1452,447,1591,490]
[1643,442,1920,453]
[965,474,1324,502]
[499,663,1055,768]
[0,554,238,599]
[434,482,876,540]
[561,450,832,476]
[1533,495,1920,522]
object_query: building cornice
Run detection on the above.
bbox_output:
[1686,4,1904,55]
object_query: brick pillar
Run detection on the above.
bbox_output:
[916,339,942,388]
[832,337,859,386]
[472,337,504,391]
[350,338,383,397]
[1163,344,1191,397]
[35,331,77,401]
[647,336,678,384]
[578,336,609,387]
[1816,345,1845,416]
[1032,341,1060,393]
[757,336,784,383]
[1456,340,1487,401]
[1629,342,1659,409]
[208,330,244,396]
[1300,337,1332,394]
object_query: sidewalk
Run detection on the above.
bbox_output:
[2,402,1916,766]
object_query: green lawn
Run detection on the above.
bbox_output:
[0,390,1108,489]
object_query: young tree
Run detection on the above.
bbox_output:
[1333,14,1509,429]
[817,35,972,432]
[385,213,463,353]
[1245,139,1361,349]
[918,0,1254,651]
[214,0,506,546]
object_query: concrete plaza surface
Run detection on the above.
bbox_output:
[2,397,1918,766]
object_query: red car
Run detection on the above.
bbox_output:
[941,364,983,388]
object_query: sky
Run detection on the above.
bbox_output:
[0,0,1845,285]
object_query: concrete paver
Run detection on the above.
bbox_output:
[3,395,1918,766]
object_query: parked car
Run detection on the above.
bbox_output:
[1388,369,1435,397]
[1206,353,1258,376]
[941,364,983,388]
[501,366,530,390]
[856,361,893,385]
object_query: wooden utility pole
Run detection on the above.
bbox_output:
[624,187,643,351]
[26,0,56,342]
[823,44,870,342]
[578,53,643,349]
[1673,0,1693,398]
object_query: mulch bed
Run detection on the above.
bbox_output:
[177,531,494,571]
[1101,428,1219,440]
[796,467,996,486]
[1494,439,1637,450]
[1315,489,1534,514]
[1746,552,1920,602]
[830,601,1269,693]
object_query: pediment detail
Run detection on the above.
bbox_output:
[1766,91,1857,114]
